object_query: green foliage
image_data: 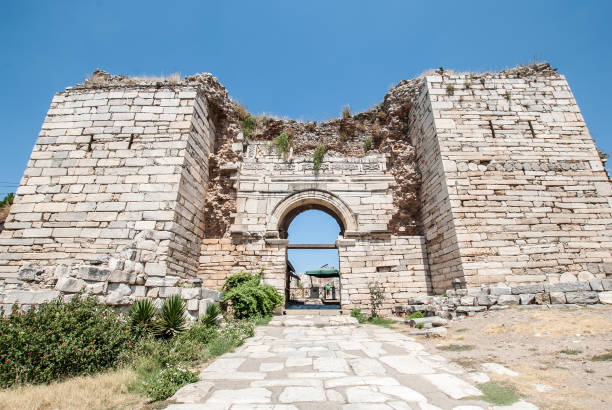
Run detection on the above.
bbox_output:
[273,132,291,157]
[368,281,385,317]
[475,381,520,406]
[222,272,283,319]
[367,317,395,328]
[152,295,187,339]
[200,303,222,328]
[141,364,198,402]
[129,299,156,329]
[407,311,424,319]
[0,193,14,208]
[446,84,455,95]
[416,322,425,329]
[313,144,326,173]
[363,137,372,153]
[241,114,257,137]
[0,293,132,387]
[350,308,366,324]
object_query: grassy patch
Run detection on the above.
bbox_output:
[559,349,582,355]
[473,381,520,406]
[591,351,612,361]
[437,344,475,352]
[407,311,424,319]
[455,328,469,333]
[367,317,396,328]
[254,316,272,326]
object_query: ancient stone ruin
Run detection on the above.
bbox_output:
[1,63,611,316]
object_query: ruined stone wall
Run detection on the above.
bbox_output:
[338,236,430,313]
[423,66,612,289]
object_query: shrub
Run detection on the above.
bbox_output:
[342,105,351,119]
[0,294,132,387]
[0,193,14,208]
[313,144,326,173]
[407,311,424,319]
[241,114,257,137]
[222,272,283,319]
[350,308,366,324]
[129,299,156,329]
[199,303,221,328]
[368,281,385,317]
[141,364,198,401]
[273,132,291,157]
[363,137,372,153]
[152,295,187,339]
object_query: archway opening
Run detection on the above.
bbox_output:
[285,209,341,309]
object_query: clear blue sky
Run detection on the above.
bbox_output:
[287,210,340,274]
[1,1,611,253]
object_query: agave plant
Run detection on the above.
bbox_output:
[129,298,157,328]
[152,295,186,339]
[200,302,222,328]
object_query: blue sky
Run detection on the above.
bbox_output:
[287,210,340,274]
[1,1,611,270]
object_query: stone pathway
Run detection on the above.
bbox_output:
[167,316,537,410]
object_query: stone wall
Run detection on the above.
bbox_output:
[338,236,430,313]
[420,69,612,290]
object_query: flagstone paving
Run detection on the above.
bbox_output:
[166,316,537,410]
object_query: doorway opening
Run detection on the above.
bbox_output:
[285,209,341,309]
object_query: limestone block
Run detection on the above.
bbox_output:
[145,262,167,277]
[559,272,577,283]
[565,291,599,304]
[181,288,201,299]
[145,276,180,287]
[18,267,44,282]
[108,270,136,284]
[598,291,612,305]
[550,291,567,304]
[160,287,181,297]
[545,282,591,293]
[511,284,543,295]
[77,266,110,282]
[601,279,612,291]
[534,293,550,305]
[497,295,520,306]
[589,280,603,291]
[56,277,86,293]
[85,281,106,295]
[489,287,511,296]
[519,293,535,305]
[187,299,199,311]
[459,296,475,306]
[4,290,60,304]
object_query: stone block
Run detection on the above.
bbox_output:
[565,291,599,304]
[599,291,612,305]
[549,292,566,304]
[545,282,591,293]
[534,293,550,305]
[55,277,86,293]
[108,270,136,283]
[187,299,199,311]
[4,290,60,305]
[497,295,520,306]
[602,279,612,291]
[589,280,603,291]
[519,294,535,305]
[18,267,44,282]
[455,306,487,313]
[77,266,110,281]
[459,296,476,306]
[145,276,180,287]
[145,262,167,277]
[489,287,511,296]
[511,284,544,295]
[181,288,201,299]
[159,287,181,297]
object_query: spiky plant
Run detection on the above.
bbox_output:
[152,295,186,339]
[200,303,222,328]
[129,298,156,328]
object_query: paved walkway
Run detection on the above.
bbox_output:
[167,316,537,410]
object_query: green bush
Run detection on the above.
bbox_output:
[273,132,291,157]
[350,308,366,324]
[363,137,372,153]
[199,303,222,328]
[0,193,14,208]
[0,294,133,387]
[141,364,198,401]
[222,272,283,319]
[129,299,156,329]
[313,144,326,172]
[152,295,187,339]
[407,311,424,319]
[241,115,257,136]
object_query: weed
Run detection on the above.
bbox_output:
[559,349,582,355]
[446,84,455,95]
[233,104,249,121]
[241,115,257,137]
[355,121,366,132]
[272,132,291,157]
[342,105,351,119]
[368,281,385,317]
[407,311,424,319]
[253,316,272,326]
[437,344,475,352]
[455,328,469,333]
[351,308,366,324]
[474,381,520,406]
[368,317,396,328]
[504,91,511,100]
[363,137,372,153]
[416,322,425,329]
[591,351,612,361]
[313,144,326,173]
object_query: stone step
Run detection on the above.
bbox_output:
[283,309,343,316]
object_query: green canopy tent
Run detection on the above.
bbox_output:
[303,266,339,278]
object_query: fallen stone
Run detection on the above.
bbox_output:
[406,317,449,327]
[55,277,86,293]
[425,327,448,338]
[455,306,487,313]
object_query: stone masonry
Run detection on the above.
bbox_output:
[0,63,610,315]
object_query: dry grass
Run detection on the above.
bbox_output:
[84,71,182,87]
[0,368,146,410]
[483,310,612,337]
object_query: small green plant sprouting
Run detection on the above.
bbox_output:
[446,84,455,95]
[474,381,521,406]
[342,105,351,119]
[368,281,385,317]
[273,132,291,158]
[313,144,326,173]
[368,316,396,328]
[407,311,424,319]
[200,302,222,328]
[241,114,257,137]
[504,91,511,101]
[363,137,372,153]
[350,308,366,324]
[416,322,425,329]
[560,349,582,355]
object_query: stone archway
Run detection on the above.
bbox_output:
[268,189,358,239]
